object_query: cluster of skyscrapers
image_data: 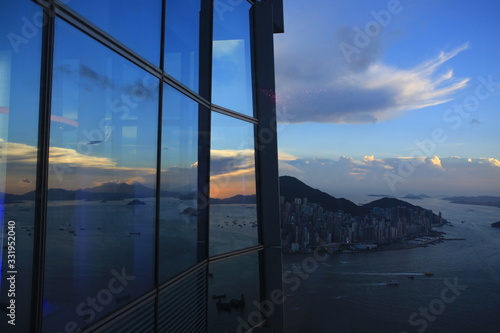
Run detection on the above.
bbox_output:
[281,197,444,252]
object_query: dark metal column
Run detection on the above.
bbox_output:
[253,1,284,332]
[31,1,55,332]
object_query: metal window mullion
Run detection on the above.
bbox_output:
[30,2,56,332]
[153,0,168,330]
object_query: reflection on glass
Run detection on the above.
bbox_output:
[43,19,159,332]
[64,0,162,65]
[212,1,254,116]
[208,252,261,332]
[210,113,258,256]
[164,0,201,93]
[159,85,199,282]
[0,1,41,332]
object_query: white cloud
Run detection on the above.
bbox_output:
[279,154,500,197]
[275,44,469,124]
[212,40,243,61]
[426,155,443,168]
[1,140,157,192]
[275,5,470,126]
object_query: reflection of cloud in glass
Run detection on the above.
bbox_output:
[1,140,157,192]
[210,149,254,175]
[54,64,114,88]
[17,177,31,184]
[210,149,256,199]
[213,40,243,62]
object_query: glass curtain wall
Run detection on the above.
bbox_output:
[43,18,159,331]
[207,2,264,333]
[0,2,42,332]
[0,0,278,332]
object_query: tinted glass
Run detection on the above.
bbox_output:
[209,113,258,256]
[212,1,254,116]
[62,0,162,65]
[164,0,201,92]
[0,1,42,332]
[43,19,159,332]
[159,84,199,282]
[208,252,261,332]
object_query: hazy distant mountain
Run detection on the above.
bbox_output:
[279,176,363,215]
[1,192,26,204]
[82,182,155,198]
[6,183,158,202]
[5,181,204,202]
[443,196,500,208]
[210,194,256,205]
[362,197,418,211]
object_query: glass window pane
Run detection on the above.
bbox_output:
[0,1,42,332]
[212,1,254,116]
[164,0,201,93]
[208,252,261,332]
[43,19,159,332]
[159,84,199,282]
[62,0,162,65]
[210,113,258,256]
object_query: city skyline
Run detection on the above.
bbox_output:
[274,0,500,198]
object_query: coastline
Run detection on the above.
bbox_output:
[282,224,470,255]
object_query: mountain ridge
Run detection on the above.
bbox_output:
[279,176,437,216]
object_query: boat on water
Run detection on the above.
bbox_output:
[386,280,400,287]
[424,272,434,276]
[407,276,415,280]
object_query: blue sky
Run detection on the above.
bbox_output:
[274,0,500,198]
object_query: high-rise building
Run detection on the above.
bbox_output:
[0,1,284,332]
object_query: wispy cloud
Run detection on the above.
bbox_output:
[276,31,470,124]
[212,39,243,62]
[210,149,256,198]
[279,155,500,197]
[1,140,157,192]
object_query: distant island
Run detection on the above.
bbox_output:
[127,199,146,205]
[443,196,500,208]
[210,194,256,205]
[403,194,431,200]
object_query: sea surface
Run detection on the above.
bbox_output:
[283,197,500,333]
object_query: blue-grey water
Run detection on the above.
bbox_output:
[283,198,500,333]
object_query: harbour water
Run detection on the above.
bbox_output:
[283,197,500,332]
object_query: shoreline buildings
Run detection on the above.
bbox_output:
[281,196,445,252]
